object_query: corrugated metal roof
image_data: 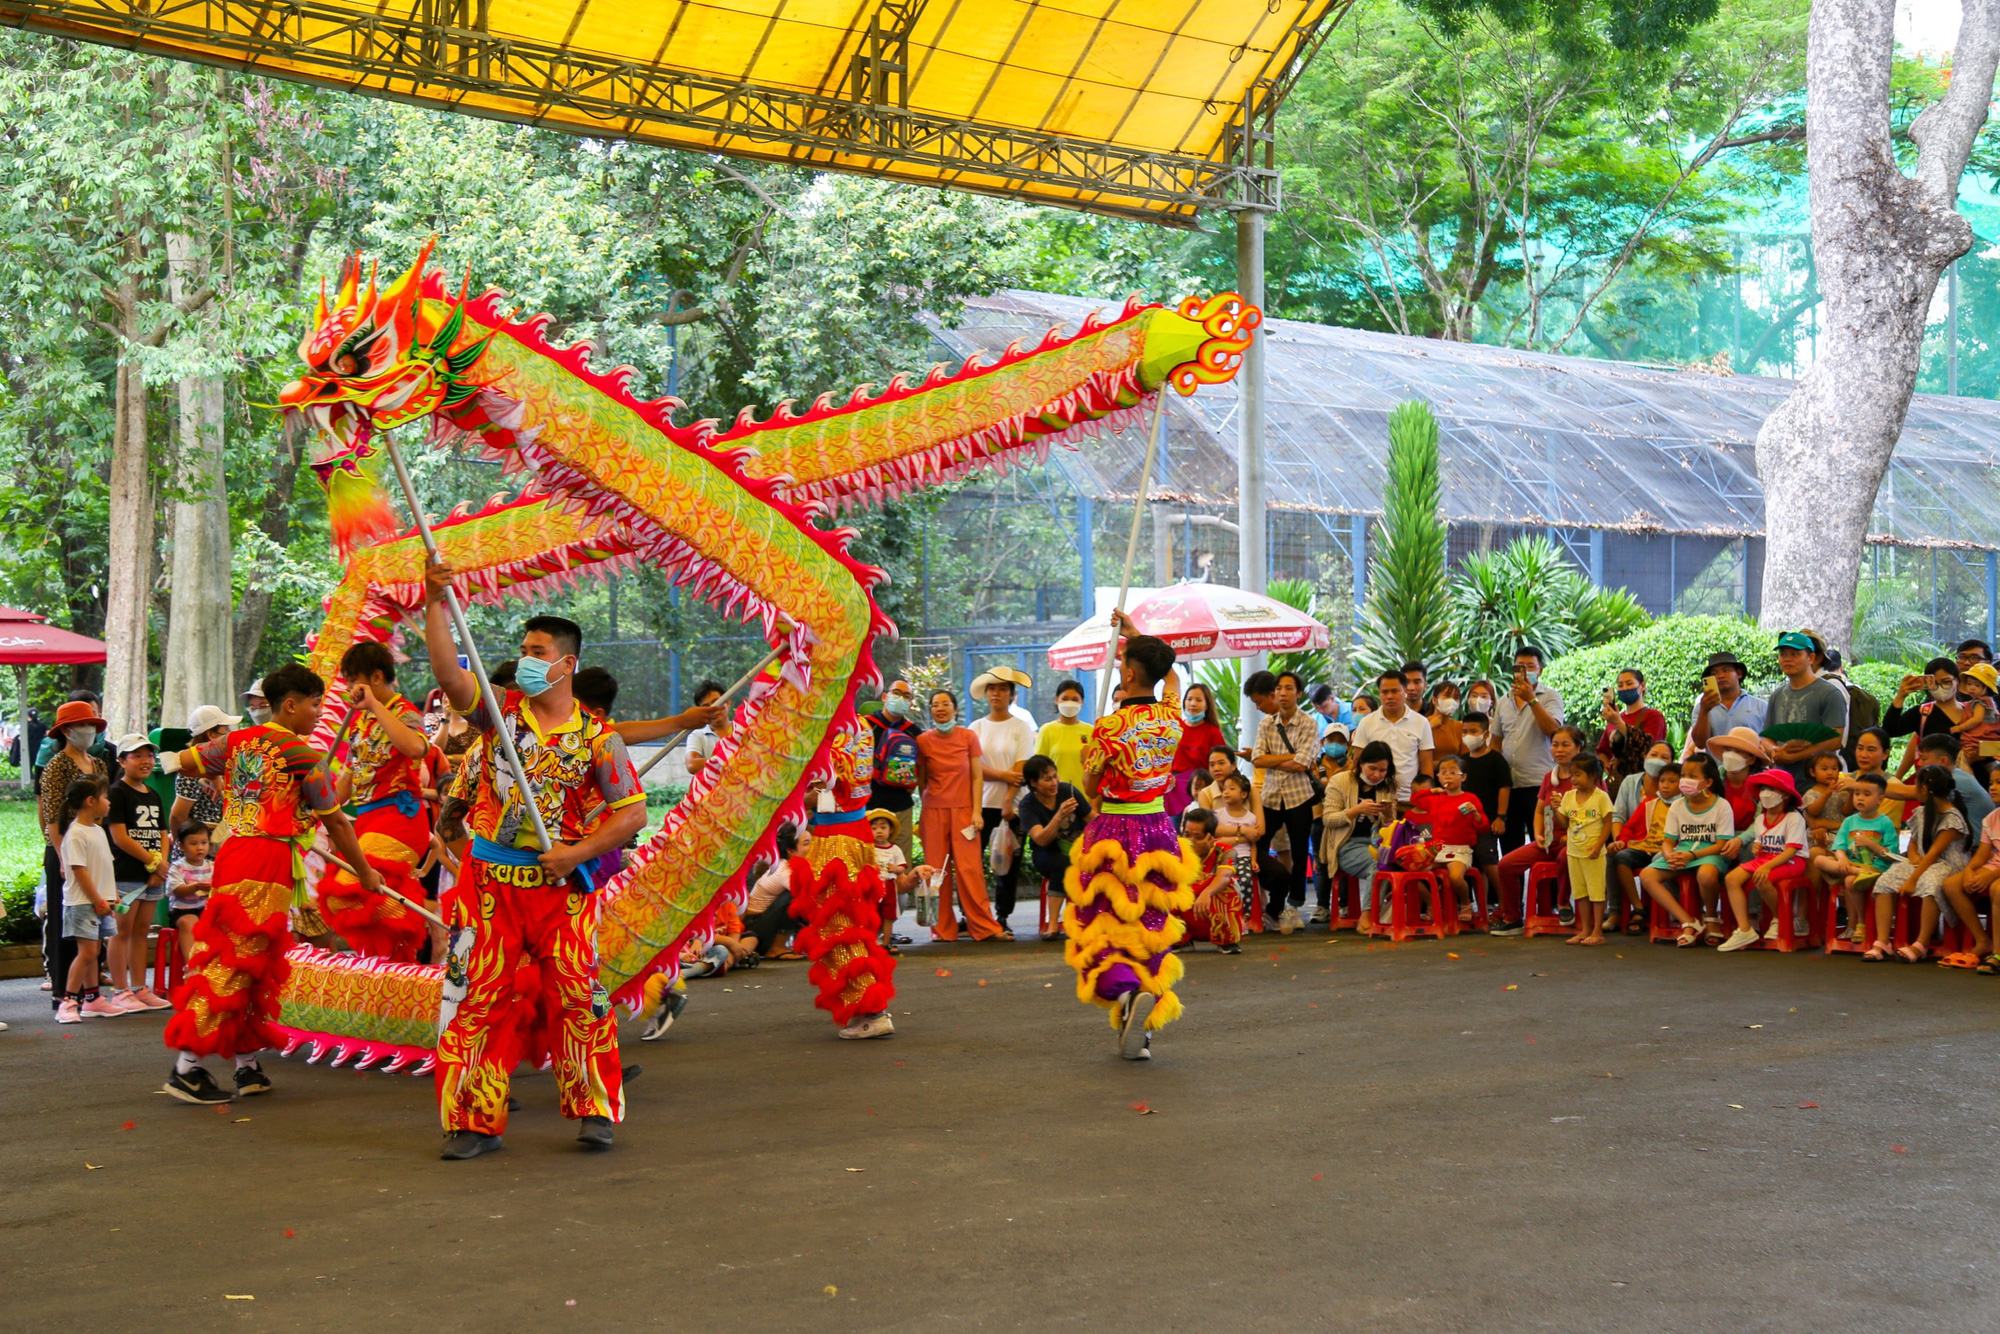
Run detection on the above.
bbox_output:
[932,290,2000,550]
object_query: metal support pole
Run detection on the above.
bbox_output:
[383,434,552,852]
[1236,209,1267,601]
[14,664,28,793]
[1077,493,1096,619]
[1987,549,1997,648]
[1236,207,1267,751]
[1348,514,1366,618]
[1588,530,1604,587]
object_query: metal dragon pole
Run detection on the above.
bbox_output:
[381,433,553,852]
[1095,388,1171,717]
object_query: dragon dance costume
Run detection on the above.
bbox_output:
[434,686,643,1136]
[1177,842,1246,949]
[1065,683,1198,1032]
[789,723,897,1031]
[314,691,429,961]
[163,725,342,1060]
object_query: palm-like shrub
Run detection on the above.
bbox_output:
[1357,401,1452,675]
[1447,535,1652,682]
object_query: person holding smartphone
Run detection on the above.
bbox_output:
[1490,646,1564,855]
[1688,651,1767,764]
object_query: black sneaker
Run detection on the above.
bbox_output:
[1219,943,1241,955]
[440,1130,503,1160]
[506,1093,522,1112]
[621,1064,642,1084]
[233,1064,273,1096]
[577,1115,615,1150]
[640,989,687,1042]
[163,1065,234,1105]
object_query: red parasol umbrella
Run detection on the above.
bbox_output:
[0,607,107,791]
[1046,582,1330,672]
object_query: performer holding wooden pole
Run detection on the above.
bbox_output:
[389,431,647,1160]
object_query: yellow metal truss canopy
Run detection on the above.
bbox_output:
[0,0,1343,223]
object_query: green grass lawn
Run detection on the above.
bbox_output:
[1,797,45,944]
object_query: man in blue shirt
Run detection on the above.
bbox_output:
[1688,650,1768,763]
[1309,684,1355,736]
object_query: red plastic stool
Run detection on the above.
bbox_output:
[151,926,184,995]
[1365,869,1447,942]
[1331,870,1362,933]
[1745,876,1821,953]
[1647,870,1703,944]
[1038,875,1060,937]
[1523,860,1571,938]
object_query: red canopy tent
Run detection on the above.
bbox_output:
[0,606,107,792]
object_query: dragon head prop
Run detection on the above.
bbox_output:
[279,239,494,556]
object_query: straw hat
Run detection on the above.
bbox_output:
[1707,726,1771,760]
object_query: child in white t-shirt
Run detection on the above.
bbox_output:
[57,777,116,1023]
[1720,771,1810,953]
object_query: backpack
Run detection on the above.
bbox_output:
[876,726,920,790]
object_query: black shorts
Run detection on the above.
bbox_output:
[168,906,205,926]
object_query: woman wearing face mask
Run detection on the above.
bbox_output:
[1321,740,1397,930]
[1882,657,1964,777]
[1166,683,1225,819]
[38,699,111,1015]
[1707,726,1769,832]
[1034,679,1093,796]
[1595,669,1667,788]
[915,690,1005,941]
[1425,683,1464,759]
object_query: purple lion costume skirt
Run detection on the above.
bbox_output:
[1061,809,1199,1030]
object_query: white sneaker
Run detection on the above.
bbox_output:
[1762,920,1780,941]
[1118,991,1157,1060]
[55,1000,81,1024]
[1717,928,1761,953]
[1278,907,1302,935]
[838,1013,895,1040]
[1262,915,1283,932]
[1308,906,1330,925]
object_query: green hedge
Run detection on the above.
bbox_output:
[1,800,43,945]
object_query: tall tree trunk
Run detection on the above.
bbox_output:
[160,229,234,727]
[1755,0,2000,638]
[231,414,299,677]
[102,281,155,737]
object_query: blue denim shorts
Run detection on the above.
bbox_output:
[60,903,101,940]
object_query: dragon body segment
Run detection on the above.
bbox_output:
[273,251,1256,1069]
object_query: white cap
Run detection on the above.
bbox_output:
[241,684,267,702]
[114,732,155,757]
[186,704,242,735]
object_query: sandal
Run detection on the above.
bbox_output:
[1976,954,2000,975]
[1936,951,1980,969]
[1861,943,1890,961]
[1674,922,1703,948]
[1896,942,1929,964]
[769,949,808,962]
[1703,918,1726,946]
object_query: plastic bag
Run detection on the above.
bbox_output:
[915,866,942,927]
[988,822,1018,877]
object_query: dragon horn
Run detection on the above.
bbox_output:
[379,237,435,312]
[457,261,473,304]
[314,277,328,327]
[361,259,379,313]
[334,254,360,312]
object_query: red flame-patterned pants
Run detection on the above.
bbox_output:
[433,857,623,1136]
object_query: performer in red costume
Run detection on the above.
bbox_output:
[159,665,383,1104]
[314,641,432,960]
[423,560,649,1160]
[789,721,898,1039]
[1066,611,1198,1061]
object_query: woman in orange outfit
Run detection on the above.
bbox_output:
[915,690,1005,941]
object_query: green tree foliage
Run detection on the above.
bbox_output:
[1358,401,1452,673]
[1446,534,1652,681]
[1270,0,1805,347]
